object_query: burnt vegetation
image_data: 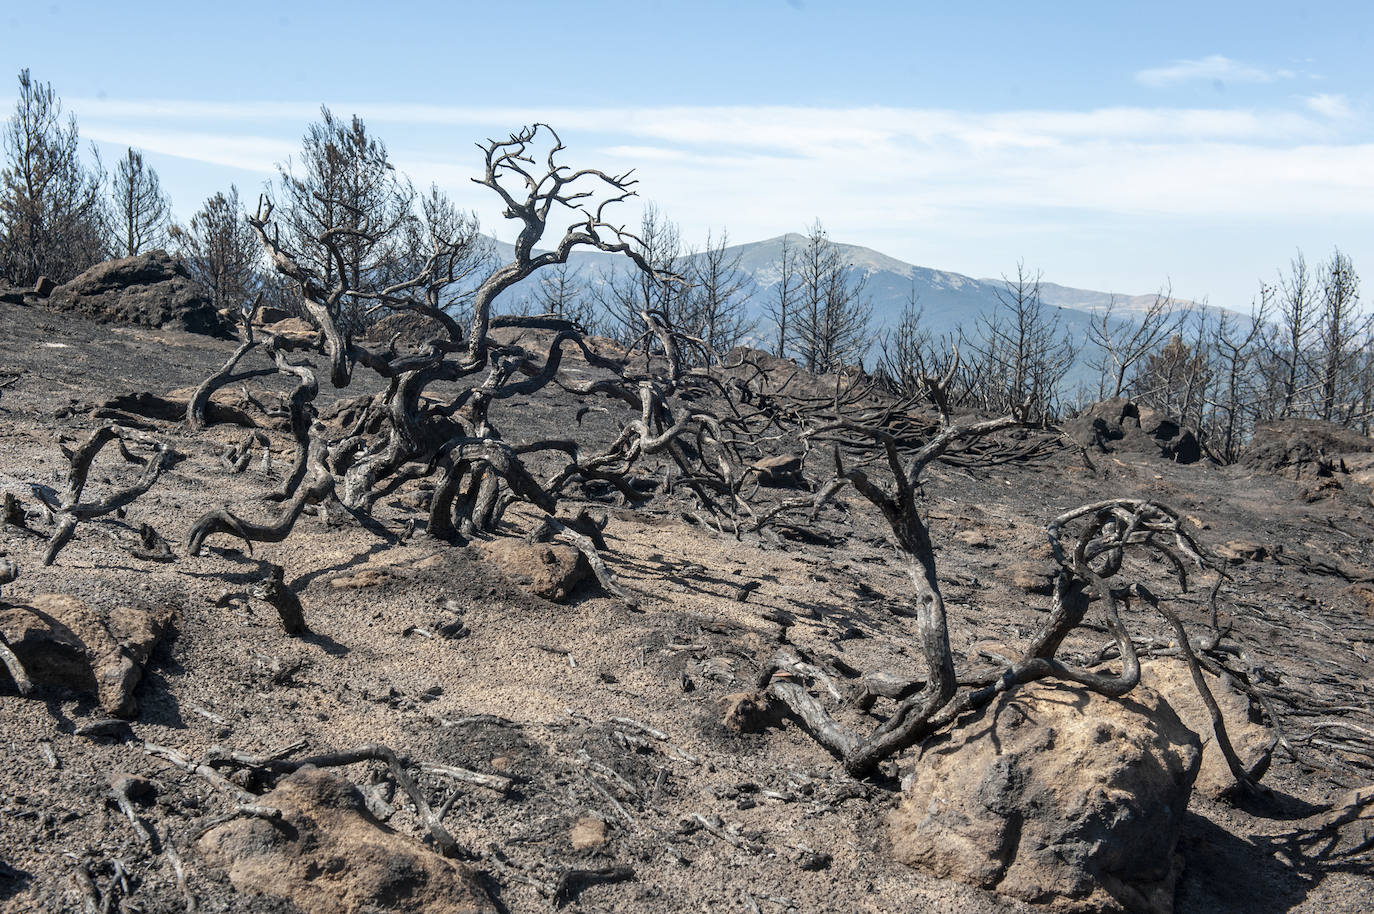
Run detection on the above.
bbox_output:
[1,70,1373,914]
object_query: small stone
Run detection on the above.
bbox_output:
[570,816,607,851]
[955,529,990,548]
[750,454,804,488]
[329,568,393,589]
[1215,541,1267,565]
[720,691,771,734]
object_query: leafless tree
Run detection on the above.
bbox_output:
[966,262,1077,422]
[1262,252,1319,420]
[1087,287,1182,400]
[1203,297,1269,463]
[108,147,170,257]
[528,259,599,333]
[793,220,871,373]
[171,186,263,314]
[683,229,754,361]
[0,69,106,286]
[765,233,798,358]
[275,107,416,333]
[1315,248,1368,424]
[596,203,686,355]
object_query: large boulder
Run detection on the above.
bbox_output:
[1066,399,1201,465]
[1139,660,1273,799]
[47,251,229,336]
[197,768,496,914]
[0,594,175,717]
[889,681,1201,914]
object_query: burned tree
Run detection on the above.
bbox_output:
[750,366,1263,789]
[170,123,751,603]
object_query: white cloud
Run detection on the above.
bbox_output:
[82,124,293,173]
[1135,55,1290,89]
[52,96,1374,304]
[1305,93,1353,119]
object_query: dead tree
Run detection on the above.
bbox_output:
[168,124,750,610]
[753,367,1259,788]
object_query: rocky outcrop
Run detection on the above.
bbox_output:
[889,681,1201,914]
[477,539,591,602]
[1066,399,1201,464]
[197,768,496,914]
[1241,419,1374,480]
[46,251,229,336]
[0,594,175,717]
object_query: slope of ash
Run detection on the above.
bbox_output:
[0,298,1372,914]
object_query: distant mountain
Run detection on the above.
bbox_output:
[491,232,1210,391]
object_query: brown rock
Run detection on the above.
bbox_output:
[477,539,589,602]
[889,681,1200,914]
[720,691,771,733]
[1009,559,1058,595]
[263,316,319,344]
[750,454,804,488]
[255,305,293,325]
[33,275,55,297]
[1139,659,1273,799]
[1215,541,1267,565]
[329,568,395,589]
[0,595,174,717]
[197,768,495,914]
[570,815,608,850]
[955,529,991,549]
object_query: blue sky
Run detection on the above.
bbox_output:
[4,0,1372,307]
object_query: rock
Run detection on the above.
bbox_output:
[570,815,607,850]
[0,595,174,716]
[367,311,448,349]
[33,275,55,297]
[197,768,495,914]
[889,681,1201,914]
[955,529,991,549]
[1009,559,1058,595]
[255,305,293,325]
[477,539,590,602]
[1065,398,1202,465]
[96,390,263,429]
[751,455,804,488]
[1215,541,1267,565]
[1139,660,1273,799]
[262,316,320,345]
[329,568,394,589]
[1242,419,1374,480]
[720,691,771,733]
[47,251,229,336]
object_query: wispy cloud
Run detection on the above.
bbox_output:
[53,96,1374,303]
[1305,93,1353,119]
[1135,55,1293,89]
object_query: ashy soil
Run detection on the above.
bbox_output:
[0,298,1371,913]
